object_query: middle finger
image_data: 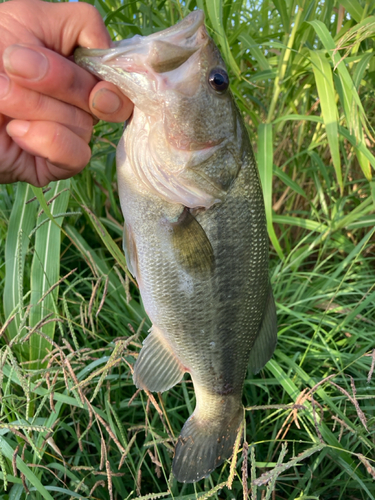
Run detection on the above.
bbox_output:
[0,73,93,141]
[3,44,97,114]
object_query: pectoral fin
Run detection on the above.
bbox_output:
[123,222,137,277]
[248,287,277,374]
[171,208,215,276]
[133,326,185,392]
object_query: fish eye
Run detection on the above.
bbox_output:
[208,68,229,94]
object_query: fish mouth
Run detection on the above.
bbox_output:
[74,10,207,102]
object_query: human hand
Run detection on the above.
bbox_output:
[0,0,133,186]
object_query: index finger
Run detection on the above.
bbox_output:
[4,44,99,115]
[4,44,133,123]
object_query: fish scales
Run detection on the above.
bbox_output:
[122,139,268,385]
[75,10,277,483]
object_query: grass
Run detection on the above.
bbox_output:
[1,0,375,498]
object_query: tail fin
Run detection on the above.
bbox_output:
[172,406,244,483]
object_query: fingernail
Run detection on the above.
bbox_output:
[92,88,121,114]
[4,45,48,80]
[0,74,10,98]
[6,120,30,137]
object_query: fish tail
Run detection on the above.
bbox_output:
[172,404,244,483]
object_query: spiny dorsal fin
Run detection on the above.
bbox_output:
[171,208,215,276]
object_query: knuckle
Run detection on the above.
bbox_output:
[47,124,91,170]
[71,107,94,141]
[78,3,103,25]
[82,143,92,167]
[32,91,47,116]
[62,65,77,93]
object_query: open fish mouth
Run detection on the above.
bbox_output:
[74,11,208,93]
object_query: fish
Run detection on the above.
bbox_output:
[75,10,277,483]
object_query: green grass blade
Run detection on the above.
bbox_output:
[308,18,374,181]
[7,482,23,498]
[353,52,373,89]
[273,216,328,233]
[0,436,54,500]
[31,486,88,498]
[308,20,368,115]
[339,125,375,169]
[30,185,59,226]
[28,181,70,366]
[309,50,342,193]
[258,123,284,260]
[238,33,271,71]
[81,205,132,278]
[64,224,146,323]
[273,166,307,199]
[273,114,323,125]
[3,184,37,340]
[205,0,240,76]
[272,0,289,32]
[338,0,364,23]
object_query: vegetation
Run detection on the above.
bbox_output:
[0,0,375,498]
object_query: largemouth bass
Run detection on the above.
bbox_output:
[75,11,277,483]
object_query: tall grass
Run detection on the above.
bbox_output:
[0,0,374,498]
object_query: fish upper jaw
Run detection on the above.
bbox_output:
[74,10,209,109]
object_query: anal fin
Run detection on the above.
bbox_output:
[133,326,185,392]
[248,286,278,374]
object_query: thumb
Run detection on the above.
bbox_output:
[13,0,112,54]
